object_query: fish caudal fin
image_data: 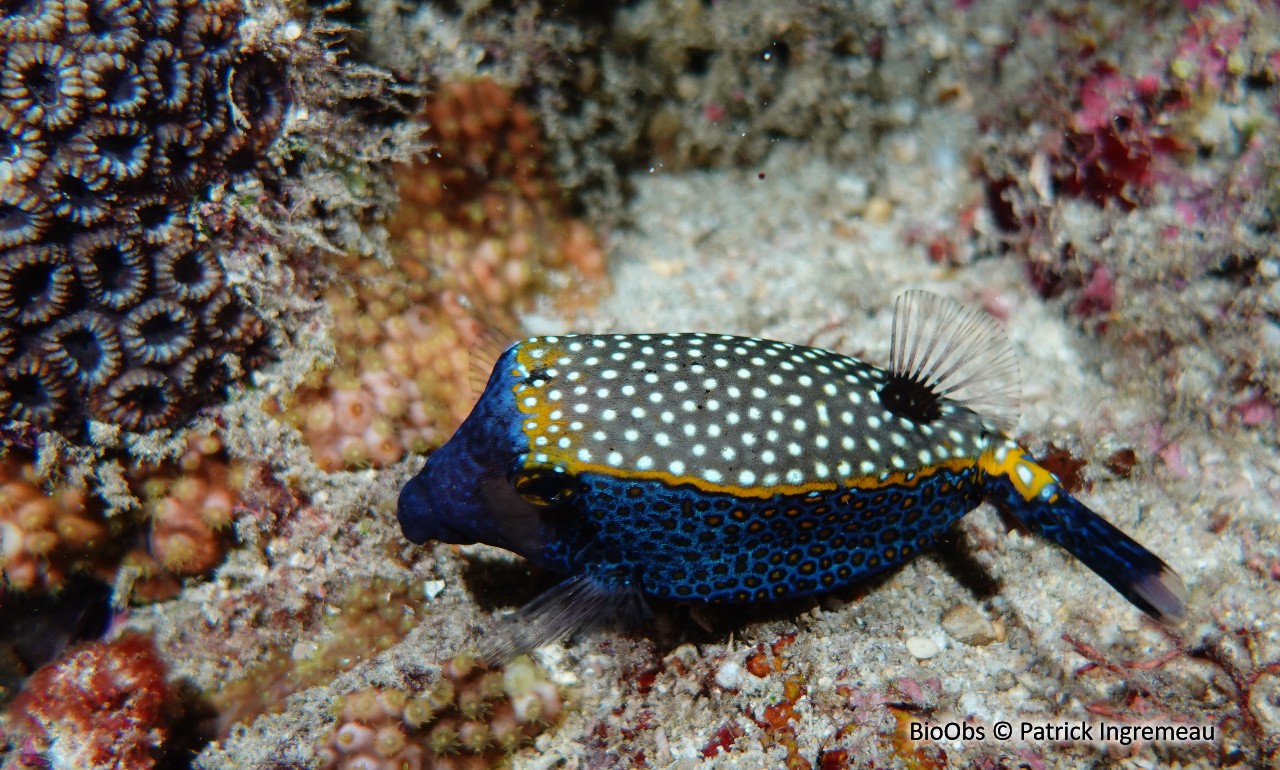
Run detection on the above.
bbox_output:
[981,444,1188,625]
[481,574,653,665]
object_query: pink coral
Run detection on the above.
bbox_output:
[0,431,246,600]
[0,458,114,591]
[279,78,607,472]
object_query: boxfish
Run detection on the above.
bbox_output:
[397,291,1187,658]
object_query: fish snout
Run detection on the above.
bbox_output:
[397,471,459,544]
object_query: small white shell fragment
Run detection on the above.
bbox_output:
[906,635,940,659]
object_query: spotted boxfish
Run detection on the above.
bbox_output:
[398,291,1187,657]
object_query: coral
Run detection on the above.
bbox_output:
[0,431,245,596]
[276,78,605,471]
[7,634,173,770]
[0,453,116,592]
[314,654,562,770]
[405,2,945,214]
[128,431,245,599]
[208,576,429,735]
[0,0,286,438]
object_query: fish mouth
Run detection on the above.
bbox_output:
[396,470,472,545]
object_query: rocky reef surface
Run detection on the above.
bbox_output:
[2,0,1278,768]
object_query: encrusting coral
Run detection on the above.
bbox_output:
[0,431,246,598]
[6,634,173,770]
[276,78,605,471]
[0,0,286,437]
[314,654,562,770]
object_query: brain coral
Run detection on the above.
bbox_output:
[0,0,287,436]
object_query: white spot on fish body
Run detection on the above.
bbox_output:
[1015,463,1034,487]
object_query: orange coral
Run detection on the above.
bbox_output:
[0,459,115,592]
[0,432,245,599]
[281,78,606,471]
[129,432,245,601]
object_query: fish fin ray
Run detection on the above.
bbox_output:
[482,574,652,665]
[888,290,1021,433]
[468,323,523,402]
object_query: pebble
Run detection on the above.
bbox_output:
[714,661,741,690]
[940,604,999,646]
[906,635,940,659]
[864,197,893,225]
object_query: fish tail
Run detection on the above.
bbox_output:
[980,444,1187,624]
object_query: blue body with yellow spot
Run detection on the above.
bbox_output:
[400,320,1186,647]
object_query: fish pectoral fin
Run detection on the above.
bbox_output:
[482,569,652,665]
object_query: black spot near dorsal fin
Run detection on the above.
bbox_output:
[878,371,943,425]
[879,290,1021,432]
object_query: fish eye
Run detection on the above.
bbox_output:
[511,467,577,507]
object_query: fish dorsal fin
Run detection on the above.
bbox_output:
[468,324,522,401]
[882,290,1021,434]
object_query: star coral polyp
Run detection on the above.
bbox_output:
[0,0,285,438]
[0,454,117,591]
[281,77,606,471]
[8,634,173,770]
[130,431,245,599]
[315,654,562,770]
